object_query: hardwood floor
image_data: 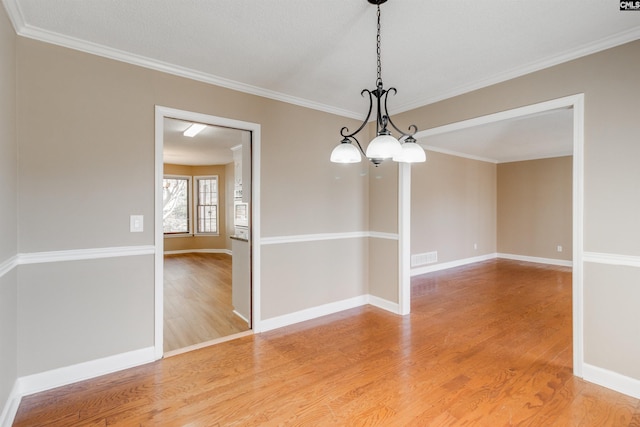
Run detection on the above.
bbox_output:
[164,253,250,353]
[14,259,640,426]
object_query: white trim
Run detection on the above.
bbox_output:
[260,232,368,246]
[572,94,585,378]
[193,174,220,235]
[17,346,155,397]
[4,0,638,120]
[393,27,640,115]
[368,295,400,315]
[405,94,585,378]
[411,253,498,276]
[398,163,411,315]
[164,249,232,256]
[414,95,582,141]
[163,330,253,359]
[2,246,156,278]
[369,231,399,241]
[422,144,573,165]
[0,381,20,427]
[155,106,262,345]
[423,145,498,164]
[233,310,250,325]
[4,10,360,121]
[163,174,193,234]
[583,252,640,268]
[497,253,573,267]
[258,294,405,333]
[258,296,368,332]
[16,245,155,265]
[583,363,640,400]
[0,255,18,279]
[260,231,398,246]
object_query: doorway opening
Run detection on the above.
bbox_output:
[398,94,584,377]
[154,106,262,359]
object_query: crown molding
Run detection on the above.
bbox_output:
[3,0,362,120]
[392,26,640,115]
[5,0,640,120]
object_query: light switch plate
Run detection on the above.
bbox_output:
[130,215,144,232]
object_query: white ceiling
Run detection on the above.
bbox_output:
[421,108,574,163]
[4,0,639,161]
[163,118,248,166]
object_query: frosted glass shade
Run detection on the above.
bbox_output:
[393,141,426,163]
[331,141,362,163]
[365,133,402,159]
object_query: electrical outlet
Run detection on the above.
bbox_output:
[557,245,563,252]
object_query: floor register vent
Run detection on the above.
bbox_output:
[411,251,438,267]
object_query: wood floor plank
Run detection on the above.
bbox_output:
[163,253,250,353]
[13,259,640,426]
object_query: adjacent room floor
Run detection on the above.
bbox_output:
[14,259,640,426]
[164,252,250,353]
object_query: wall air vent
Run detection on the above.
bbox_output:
[411,251,438,267]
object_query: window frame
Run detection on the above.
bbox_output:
[162,174,193,236]
[194,175,220,236]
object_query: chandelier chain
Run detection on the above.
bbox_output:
[332,0,425,165]
[376,4,382,86]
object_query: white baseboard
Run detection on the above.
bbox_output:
[0,380,21,427]
[411,253,497,276]
[233,309,250,324]
[259,295,368,332]
[411,253,573,277]
[583,363,640,400]
[367,294,400,314]
[0,346,155,427]
[17,346,155,398]
[164,249,232,256]
[497,253,573,267]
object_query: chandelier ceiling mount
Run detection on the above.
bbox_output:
[330,0,426,166]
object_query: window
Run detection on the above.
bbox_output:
[195,176,218,234]
[162,175,219,236]
[163,176,191,234]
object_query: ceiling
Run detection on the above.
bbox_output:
[163,118,247,166]
[4,0,639,162]
[420,108,574,163]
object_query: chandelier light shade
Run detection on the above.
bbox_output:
[393,136,427,163]
[331,0,426,166]
[330,138,362,163]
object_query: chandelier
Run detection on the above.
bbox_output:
[331,0,426,166]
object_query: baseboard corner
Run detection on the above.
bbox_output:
[582,363,640,400]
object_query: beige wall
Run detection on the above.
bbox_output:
[261,238,368,319]
[18,256,154,375]
[5,2,640,397]
[411,151,497,263]
[0,3,18,412]
[396,40,640,381]
[15,36,368,376]
[498,156,572,260]
[368,159,399,303]
[584,263,640,379]
[163,163,229,252]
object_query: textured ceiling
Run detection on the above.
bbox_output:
[5,0,640,118]
[4,0,639,161]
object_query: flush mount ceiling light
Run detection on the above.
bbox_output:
[183,123,207,137]
[331,0,426,166]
